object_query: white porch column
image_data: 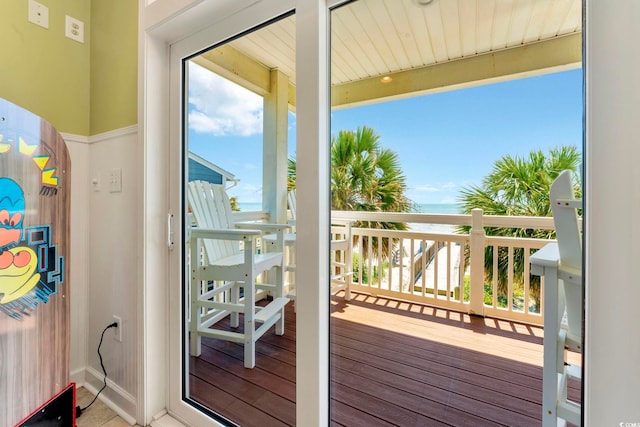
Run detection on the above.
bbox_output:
[263,68,289,223]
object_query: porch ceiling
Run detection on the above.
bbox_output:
[193,0,582,108]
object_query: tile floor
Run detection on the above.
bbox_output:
[76,387,136,427]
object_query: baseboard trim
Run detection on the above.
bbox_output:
[83,366,137,425]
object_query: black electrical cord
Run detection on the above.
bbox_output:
[76,322,118,418]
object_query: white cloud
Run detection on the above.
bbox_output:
[288,113,297,132]
[415,184,441,193]
[438,196,458,204]
[414,182,458,193]
[244,163,257,170]
[229,183,262,203]
[409,182,462,204]
[188,62,263,136]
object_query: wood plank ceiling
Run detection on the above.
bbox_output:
[197,0,581,106]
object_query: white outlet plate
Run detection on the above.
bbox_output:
[65,15,84,43]
[108,168,122,193]
[28,0,49,29]
[113,315,122,342]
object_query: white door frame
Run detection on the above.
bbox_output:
[139,0,335,425]
[167,3,298,425]
[583,0,640,424]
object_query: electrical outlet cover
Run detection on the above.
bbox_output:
[65,15,84,43]
[113,315,122,342]
[108,168,122,193]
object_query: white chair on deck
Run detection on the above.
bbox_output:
[530,170,582,426]
[187,180,290,368]
[287,190,297,227]
[264,189,353,301]
[329,220,353,300]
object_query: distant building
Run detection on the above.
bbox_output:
[188,152,238,189]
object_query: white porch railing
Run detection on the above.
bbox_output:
[332,209,561,326]
[235,208,564,325]
[347,227,469,312]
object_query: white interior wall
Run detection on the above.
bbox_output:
[83,126,139,420]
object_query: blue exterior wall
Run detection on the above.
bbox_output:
[188,158,223,184]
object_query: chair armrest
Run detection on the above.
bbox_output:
[331,219,355,226]
[530,243,559,277]
[191,227,261,241]
[530,243,559,267]
[235,222,291,233]
[236,222,289,252]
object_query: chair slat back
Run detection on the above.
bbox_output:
[288,189,297,221]
[188,180,239,262]
[550,170,582,337]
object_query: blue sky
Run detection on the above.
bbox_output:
[188,62,583,204]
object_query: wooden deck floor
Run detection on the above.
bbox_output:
[189,293,581,426]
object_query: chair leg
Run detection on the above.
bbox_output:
[344,248,352,301]
[189,295,201,356]
[244,279,256,368]
[244,338,256,369]
[189,277,202,357]
[275,265,285,336]
[276,311,285,335]
[542,267,560,427]
[230,281,239,328]
[190,330,201,357]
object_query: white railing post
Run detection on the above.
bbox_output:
[469,208,485,316]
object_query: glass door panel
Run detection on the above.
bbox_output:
[329,0,583,424]
[179,12,297,426]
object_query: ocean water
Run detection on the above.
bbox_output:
[238,202,462,214]
[414,203,462,214]
[237,202,461,233]
[237,202,264,212]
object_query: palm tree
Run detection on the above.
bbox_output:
[458,145,582,311]
[287,157,296,192]
[289,125,412,258]
[229,196,240,211]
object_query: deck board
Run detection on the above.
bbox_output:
[189,292,581,426]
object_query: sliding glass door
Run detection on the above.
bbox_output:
[167,3,303,425]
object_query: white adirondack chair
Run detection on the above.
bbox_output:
[329,220,353,300]
[530,170,582,426]
[287,190,296,226]
[187,180,290,368]
[264,189,353,301]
